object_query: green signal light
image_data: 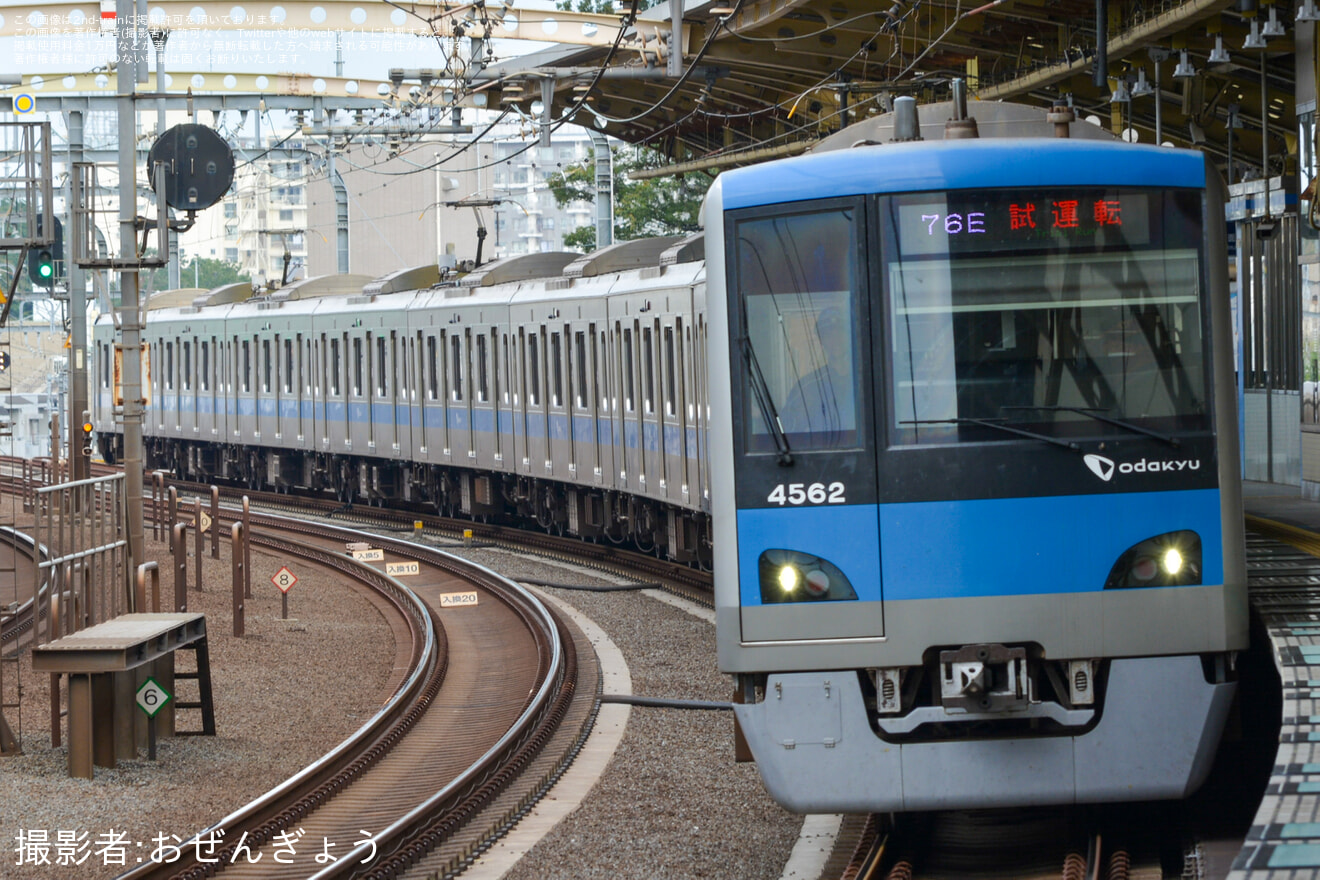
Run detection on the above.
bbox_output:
[37,262,52,278]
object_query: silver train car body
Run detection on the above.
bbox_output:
[92,238,715,564]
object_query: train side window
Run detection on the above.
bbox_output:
[183,341,192,392]
[451,334,463,402]
[600,330,608,410]
[166,341,174,390]
[491,330,500,409]
[528,333,541,406]
[502,334,511,405]
[623,326,635,412]
[574,331,588,409]
[263,339,272,393]
[200,341,210,392]
[284,338,294,393]
[550,332,563,407]
[665,326,676,417]
[734,206,862,451]
[330,338,341,396]
[352,336,363,396]
[102,344,110,388]
[426,335,438,400]
[685,325,695,421]
[643,325,655,414]
[241,340,251,393]
[477,333,489,402]
[394,333,404,399]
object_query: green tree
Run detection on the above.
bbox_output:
[145,256,251,292]
[547,145,712,251]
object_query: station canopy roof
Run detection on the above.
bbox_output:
[477,0,1298,179]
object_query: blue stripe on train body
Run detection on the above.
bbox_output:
[152,393,696,456]
[736,489,1224,606]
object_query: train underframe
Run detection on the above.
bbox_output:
[125,434,712,566]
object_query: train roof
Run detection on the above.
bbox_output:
[138,231,709,321]
[718,132,1207,212]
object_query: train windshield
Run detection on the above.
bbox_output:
[884,187,1209,445]
[734,206,864,452]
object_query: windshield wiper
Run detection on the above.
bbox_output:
[902,418,1081,452]
[1000,405,1181,448]
[739,334,794,466]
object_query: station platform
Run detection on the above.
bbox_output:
[1242,481,1320,533]
[1229,481,1320,879]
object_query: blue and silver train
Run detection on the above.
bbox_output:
[708,97,1247,811]
[92,96,1247,813]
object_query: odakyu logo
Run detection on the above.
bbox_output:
[1083,453,1201,482]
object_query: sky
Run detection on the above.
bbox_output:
[0,1,563,82]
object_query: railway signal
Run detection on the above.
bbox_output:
[27,216,62,289]
[80,411,93,458]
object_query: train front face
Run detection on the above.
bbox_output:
[706,138,1248,813]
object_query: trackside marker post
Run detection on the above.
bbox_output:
[136,677,170,760]
[272,566,297,620]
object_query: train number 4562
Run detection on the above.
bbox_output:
[766,482,846,506]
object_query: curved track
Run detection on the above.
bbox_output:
[105,509,589,880]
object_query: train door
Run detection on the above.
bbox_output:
[622,321,642,492]
[520,327,540,472]
[437,330,450,456]
[641,319,664,496]
[274,335,284,440]
[447,329,467,458]
[316,334,326,448]
[166,336,174,435]
[258,335,274,441]
[183,337,195,436]
[598,328,614,487]
[696,316,707,509]
[663,318,685,503]
[389,330,401,452]
[465,328,478,459]
[548,327,566,477]
[350,331,366,450]
[227,336,237,440]
[473,327,497,469]
[200,338,211,438]
[297,334,307,444]
[395,330,409,457]
[365,331,377,450]
[335,332,349,449]
[570,325,596,482]
[421,332,436,456]
[514,329,529,473]
[495,330,507,466]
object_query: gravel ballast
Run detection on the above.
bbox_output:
[2,535,396,880]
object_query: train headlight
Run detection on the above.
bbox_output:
[758,549,857,603]
[1104,530,1201,589]
[777,565,801,594]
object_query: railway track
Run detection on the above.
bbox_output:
[103,509,592,880]
[0,527,49,656]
